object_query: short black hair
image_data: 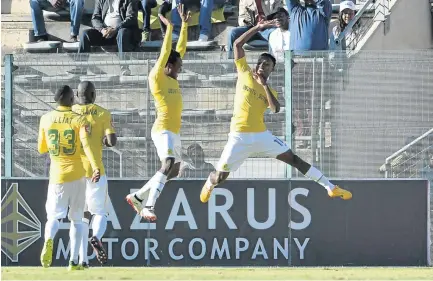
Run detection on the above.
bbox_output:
[77,81,96,103]
[258,53,277,67]
[187,143,203,154]
[54,85,72,103]
[166,49,181,66]
[277,7,289,17]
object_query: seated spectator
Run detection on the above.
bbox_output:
[77,0,141,75]
[227,0,284,58]
[171,0,214,41]
[140,0,172,41]
[140,0,157,41]
[29,0,84,42]
[329,0,358,51]
[178,143,215,178]
[268,8,290,61]
[286,0,332,52]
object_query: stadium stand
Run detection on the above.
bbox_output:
[15,0,376,53]
[3,0,432,181]
[6,51,287,178]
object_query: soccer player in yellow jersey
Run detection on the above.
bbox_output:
[126,4,190,221]
[72,81,117,268]
[200,20,353,202]
[38,85,100,270]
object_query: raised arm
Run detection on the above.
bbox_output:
[234,20,276,61]
[153,16,174,74]
[175,4,191,58]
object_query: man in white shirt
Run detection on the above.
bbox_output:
[268,8,290,61]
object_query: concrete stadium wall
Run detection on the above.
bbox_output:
[361,0,433,50]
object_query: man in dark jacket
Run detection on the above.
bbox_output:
[78,0,141,75]
[286,0,331,51]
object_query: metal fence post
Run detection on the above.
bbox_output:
[4,54,14,178]
[145,59,152,180]
[284,51,293,179]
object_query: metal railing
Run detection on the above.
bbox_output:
[2,50,433,180]
[335,0,390,53]
[384,128,433,178]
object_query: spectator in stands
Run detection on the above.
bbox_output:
[171,0,214,42]
[178,143,215,178]
[140,0,172,41]
[29,0,84,42]
[77,0,141,76]
[141,0,158,41]
[268,8,290,61]
[286,0,332,52]
[329,0,358,51]
[227,0,284,58]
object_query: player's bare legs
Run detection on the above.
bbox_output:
[126,158,180,221]
[200,171,229,203]
[276,149,352,200]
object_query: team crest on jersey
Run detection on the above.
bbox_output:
[84,124,91,134]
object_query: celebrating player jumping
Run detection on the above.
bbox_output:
[200,20,353,203]
[126,4,191,221]
[38,85,100,271]
[72,81,117,268]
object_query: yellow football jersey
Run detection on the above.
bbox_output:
[230,57,278,133]
[149,23,188,134]
[72,103,115,178]
[38,106,100,184]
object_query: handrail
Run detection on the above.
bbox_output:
[384,128,433,178]
[335,0,376,47]
[335,0,390,49]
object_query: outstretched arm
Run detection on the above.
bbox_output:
[175,4,191,58]
[234,20,277,61]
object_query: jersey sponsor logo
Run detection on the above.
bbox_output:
[242,85,268,105]
[1,183,41,262]
[168,88,180,95]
